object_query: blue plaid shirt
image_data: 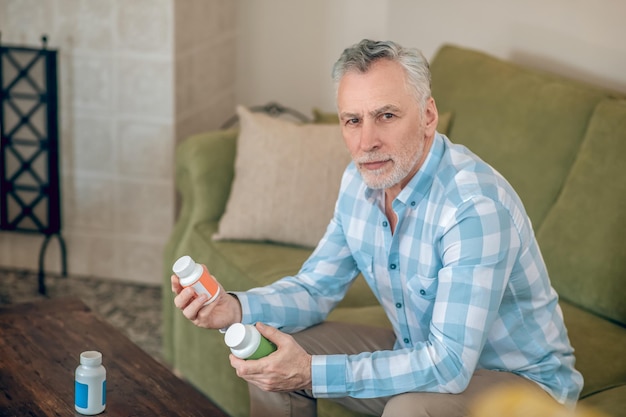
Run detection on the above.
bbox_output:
[236,133,583,405]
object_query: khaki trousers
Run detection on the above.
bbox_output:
[248,322,549,417]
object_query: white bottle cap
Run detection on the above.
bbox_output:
[224,323,262,359]
[224,323,251,350]
[80,351,102,366]
[173,255,196,278]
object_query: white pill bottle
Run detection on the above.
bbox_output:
[75,350,106,415]
[173,255,221,306]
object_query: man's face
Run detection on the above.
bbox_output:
[337,59,437,193]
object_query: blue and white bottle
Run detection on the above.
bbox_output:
[75,351,106,415]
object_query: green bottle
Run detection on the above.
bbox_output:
[224,323,277,360]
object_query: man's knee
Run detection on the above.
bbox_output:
[292,321,396,356]
[381,370,548,417]
[382,392,466,417]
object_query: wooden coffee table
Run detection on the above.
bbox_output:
[0,297,228,416]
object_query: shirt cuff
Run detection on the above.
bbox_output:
[311,354,349,398]
[230,291,263,324]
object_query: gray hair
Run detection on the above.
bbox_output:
[332,39,432,107]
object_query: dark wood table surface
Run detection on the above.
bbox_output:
[0,297,228,417]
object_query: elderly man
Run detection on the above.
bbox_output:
[173,39,583,417]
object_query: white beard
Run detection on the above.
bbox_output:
[355,140,424,190]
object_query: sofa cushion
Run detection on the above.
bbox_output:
[578,384,626,417]
[214,106,352,248]
[203,221,312,290]
[560,300,626,399]
[430,44,607,229]
[201,221,380,309]
[537,100,626,325]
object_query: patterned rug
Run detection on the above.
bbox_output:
[0,268,163,363]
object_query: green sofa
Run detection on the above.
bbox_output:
[162,44,626,417]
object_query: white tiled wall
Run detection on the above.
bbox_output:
[0,0,237,284]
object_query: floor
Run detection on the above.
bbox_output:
[0,268,163,362]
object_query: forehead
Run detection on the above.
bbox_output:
[337,59,412,113]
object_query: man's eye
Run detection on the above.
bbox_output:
[382,113,394,120]
[346,118,360,125]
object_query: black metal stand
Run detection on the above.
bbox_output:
[0,34,66,295]
[37,233,67,294]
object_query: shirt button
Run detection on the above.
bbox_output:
[404,338,410,344]
[382,221,388,227]
[390,264,397,270]
[420,289,426,296]
[395,302,402,308]
[410,201,416,207]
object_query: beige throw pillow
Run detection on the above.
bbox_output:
[213,106,352,248]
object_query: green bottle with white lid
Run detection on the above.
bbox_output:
[224,323,277,360]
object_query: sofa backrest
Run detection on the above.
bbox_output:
[430,45,608,230]
[431,45,625,325]
[537,99,626,325]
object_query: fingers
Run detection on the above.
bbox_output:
[173,284,207,319]
[229,354,268,387]
[172,281,241,330]
[229,343,312,392]
[256,322,288,347]
[182,293,209,321]
[247,325,313,391]
[170,274,183,294]
[173,286,194,309]
[255,322,275,338]
[229,354,247,373]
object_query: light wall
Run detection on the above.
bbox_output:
[0,0,236,284]
[236,0,626,115]
[174,0,237,143]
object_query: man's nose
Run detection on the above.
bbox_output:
[359,120,381,152]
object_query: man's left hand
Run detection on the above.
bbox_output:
[229,322,313,392]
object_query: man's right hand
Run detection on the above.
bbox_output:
[171,274,243,330]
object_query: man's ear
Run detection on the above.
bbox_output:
[424,97,438,135]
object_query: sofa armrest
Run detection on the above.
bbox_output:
[162,128,238,363]
[175,128,239,225]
